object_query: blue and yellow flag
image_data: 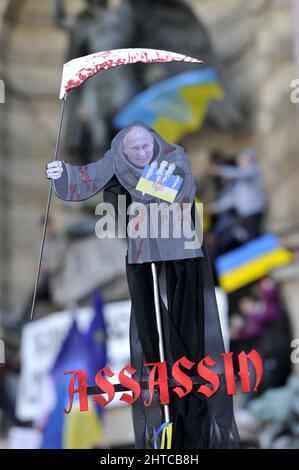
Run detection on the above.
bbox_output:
[114,68,224,143]
[40,293,107,449]
[215,234,293,293]
[85,291,107,417]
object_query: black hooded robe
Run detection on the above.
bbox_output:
[53,122,239,449]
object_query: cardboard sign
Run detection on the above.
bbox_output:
[136,162,183,203]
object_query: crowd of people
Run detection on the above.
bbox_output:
[200,148,291,413]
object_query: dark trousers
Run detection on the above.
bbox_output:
[242,212,264,240]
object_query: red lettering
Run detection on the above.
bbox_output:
[172,356,194,398]
[238,350,263,393]
[119,365,141,405]
[222,352,236,395]
[63,351,264,410]
[92,366,115,407]
[64,370,88,413]
[143,362,169,406]
[197,356,220,398]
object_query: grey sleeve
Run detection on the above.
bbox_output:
[53,151,115,201]
[219,165,257,180]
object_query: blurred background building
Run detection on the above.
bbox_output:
[1,0,299,449]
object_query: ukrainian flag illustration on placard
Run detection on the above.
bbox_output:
[136,161,183,203]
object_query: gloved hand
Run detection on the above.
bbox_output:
[46,161,63,180]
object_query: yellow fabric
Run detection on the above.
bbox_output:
[195,196,211,232]
[153,81,224,143]
[219,247,293,293]
[63,405,104,449]
[160,422,173,449]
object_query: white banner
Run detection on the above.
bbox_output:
[16,301,131,421]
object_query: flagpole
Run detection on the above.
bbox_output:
[29,96,67,321]
[150,263,171,427]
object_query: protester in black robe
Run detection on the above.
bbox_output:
[46,121,239,449]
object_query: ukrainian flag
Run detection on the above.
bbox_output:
[40,292,107,449]
[114,68,224,143]
[64,292,107,449]
[215,234,293,293]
